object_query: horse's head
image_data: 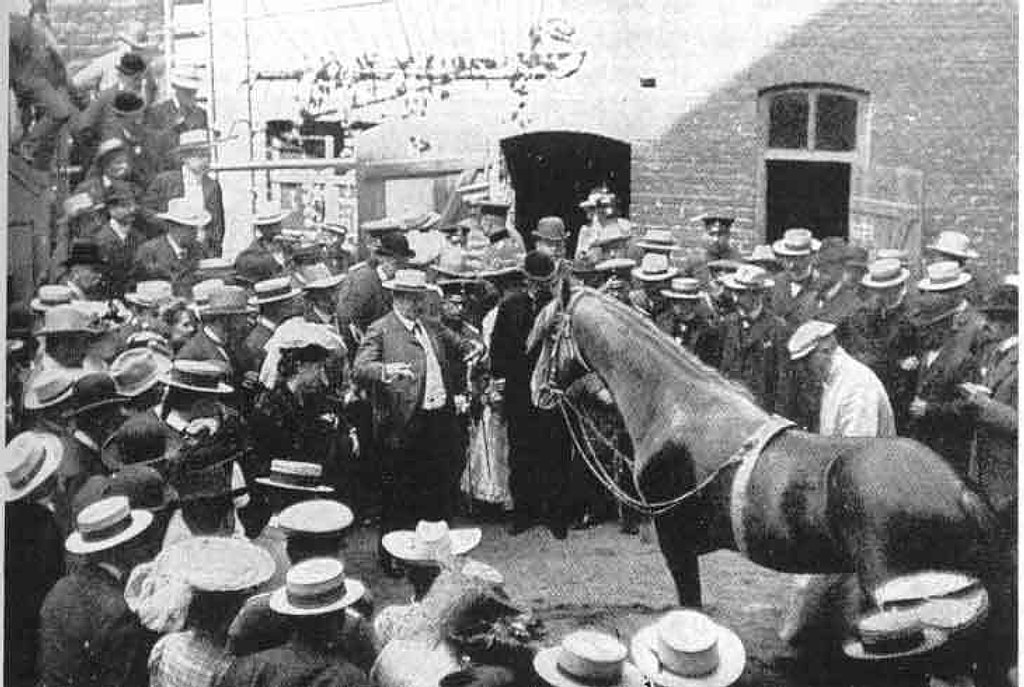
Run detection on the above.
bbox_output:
[529,282,588,409]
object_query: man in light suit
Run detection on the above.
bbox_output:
[352,269,479,575]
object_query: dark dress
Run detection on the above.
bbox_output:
[215,640,370,687]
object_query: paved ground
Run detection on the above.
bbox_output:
[337,517,966,686]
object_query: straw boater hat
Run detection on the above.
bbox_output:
[31,284,74,312]
[163,359,234,395]
[927,230,979,260]
[110,348,172,397]
[382,520,482,565]
[383,269,430,293]
[535,630,645,687]
[534,217,567,242]
[170,67,203,92]
[632,253,679,282]
[595,257,637,274]
[253,200,291,227]
[201,285,257,316]
[65,495,154,556]
[277,499,354,538]
[631,610,746,687]
[35,305,105,337]
[917,261,972,292]
[251,277,302,306]
[174,128,213,155]
[269,557,366,616]
[1,432,64,502]
[192,279,225,308]
[720,264,774,291]
[195,258,236,283]
[787,320,837,361]
[744,244,781,270]
[159,197,211,227]
[296,263,345,291]
[23,368,81,411]
[661,277,705,301]
[168,536,276,593]
[590,227,632,250]
[124,280,174,309]
[875,248,910,266]
[256,460,334,493]
[636,228,680,253]
[362,217,407,236]
[860,258,909,290]
[842,607,947,661]
[772,228,821,257]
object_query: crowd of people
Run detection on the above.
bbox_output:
[6,4,1019,686]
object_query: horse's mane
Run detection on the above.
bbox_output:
[570,287,759,408]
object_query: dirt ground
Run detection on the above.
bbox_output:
[339,517,978,686]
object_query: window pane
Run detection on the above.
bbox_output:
[816,94,858,151]
[768,92,809,148]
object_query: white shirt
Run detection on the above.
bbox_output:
[393,310,447,410]
[109,218,129,242]
[181,164,204,208]
[166,234,185,260]
[819,348,896,438]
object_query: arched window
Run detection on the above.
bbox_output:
[757,84,871,241]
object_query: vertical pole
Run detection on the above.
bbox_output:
[162,0,173,97]
[242,0,257,208]
[205,0,218,161]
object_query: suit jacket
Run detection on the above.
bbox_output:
[134,234,200,296]
[144,169,225,256]
[146,99,209,169]
[236,240,291,285]
[488,289,545,416]
[94,220,143,297]
[352,312,470,445]
[770,273,820,331]
[970,337,1017,516]
[214,640,371,687]
[178,328,233,371]
[335,263,390,339]
[848,300,919,433]
[239,322,274,376]
[38,564,154,687]
[811,281,862,348]
[719,310,792,417]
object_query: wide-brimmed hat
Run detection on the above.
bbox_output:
[200,285,257,316]
[636,229,679,253]
[168,536,276,592]
[787,320,837,361]
[112,91,146,116]
[535,630,645,687]
[842,608,947,661]
[362,217,407,235]
[631,610,746,687]
[116,52,147,77]
[159,197,211,227]
[170,67,202,92]
[63,239,103,268]
[918,261,972,292]
[631,253,679,282]
[36,305,106,337]
[927,231,979,260]
[110,348,172,397]
[772,228,821,257]
[376,233,416,259]
[296,263,345,291]
[65,495,153,555]
[595,257,637,274]
[174,128,214,155]
[661,277,705,301]
[269,557,366,616]
[69,373,129,417]
[861,259,909,289]
[720,264,773,291]
[253,200,291,227]
[534,217,567,242]
[277,499,354,538]
[125,280,174,308]
[382,520,482,564]
[31,284,74,312]
[163,359,234,394]
[871,571,989,636]
[251,277,302,306]
[23,369,81,411]
[192,279,225,307]
[590,228,631,250]
[523,250,560,283]
[697,215,735,237]
[106,464,177,512]
[256,460,334,493]
[1,432,63,502]
[383,269,430,293]
[744,244,781,269]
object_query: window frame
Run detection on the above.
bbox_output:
[759,83,871,164]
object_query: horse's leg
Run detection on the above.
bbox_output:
[653,504,703,608]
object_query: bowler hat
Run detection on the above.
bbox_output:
[106,464,177,512]
[68,373,129,417]
[523,250,559,283]
[112,91,146,116]
[376,233,415,260]
[116,52,147,77]
[534,217,567,242]
[698,215,736,236]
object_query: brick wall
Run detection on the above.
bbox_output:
[632,0,1018,276]
[48,0,164,70]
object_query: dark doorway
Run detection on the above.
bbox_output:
[765,160,850,242]
[501,131,631,256]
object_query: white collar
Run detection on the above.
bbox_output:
[166,233,184,258]
[998,335,1018,353]
[109,218,129,241]
[393,309,419,332]
[96,562,125,583]
[67,281,87,300]
[377,265,390,283]
[203,325,224,345]
[258,316,277,331]
[73,430,100,452]
[312,305,333,323]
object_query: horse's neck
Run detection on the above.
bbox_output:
[574,295,768,479]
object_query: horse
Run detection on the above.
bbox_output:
[528,287,1007,642]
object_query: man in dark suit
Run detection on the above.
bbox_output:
[178,284,256,378]
[38,495,157,687]
[908,261,993,476]
[241,277,305,373]
[770,228,821,331]
[143,129,224,257]
[811,239,863,344]
[235,201,295,285]
[336,232,413,353]
[134,197,204,296]
[146,67,209,166]
[94,182,144,298]
[352,269,479,575]
[490,251,572,539]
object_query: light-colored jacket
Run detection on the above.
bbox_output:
[819,347,896,438]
